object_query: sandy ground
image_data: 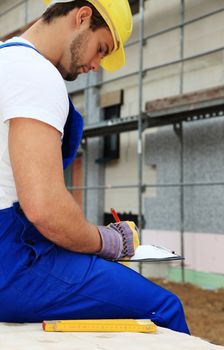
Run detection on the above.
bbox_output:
[151,278,224,346]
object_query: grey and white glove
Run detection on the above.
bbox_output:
[97,221,137,260]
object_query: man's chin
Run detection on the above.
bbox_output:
[56,64,80,81]
[64,73,80,81]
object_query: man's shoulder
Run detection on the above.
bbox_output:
[0,38,64,86]
[0,39,69,131]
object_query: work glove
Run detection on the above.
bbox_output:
[97,221,139,260]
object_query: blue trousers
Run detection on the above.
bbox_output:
[0,203,189,334]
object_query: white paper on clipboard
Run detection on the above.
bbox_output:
[117,244,183,262]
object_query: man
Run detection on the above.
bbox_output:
[0,0,189,334]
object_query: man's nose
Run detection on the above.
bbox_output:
[90,55,101,72]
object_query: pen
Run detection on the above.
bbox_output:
[111,208,120,222]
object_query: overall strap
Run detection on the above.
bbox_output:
[0,42,41,55]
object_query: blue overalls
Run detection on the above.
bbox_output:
[0,42,189,334]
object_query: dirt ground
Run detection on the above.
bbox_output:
[151,278,224,346]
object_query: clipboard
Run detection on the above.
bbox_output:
[116,244,184,262]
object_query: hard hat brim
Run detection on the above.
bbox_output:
[100,39,125,72]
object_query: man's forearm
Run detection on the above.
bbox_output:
[22,188,102,254]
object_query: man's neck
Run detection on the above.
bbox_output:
[21,18,65,66]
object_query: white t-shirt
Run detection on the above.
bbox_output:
[0,37,69,209]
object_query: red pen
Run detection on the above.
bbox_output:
[111,208,120,222]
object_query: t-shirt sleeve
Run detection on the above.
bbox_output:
[0,50,69,134]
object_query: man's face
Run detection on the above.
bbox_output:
[58,27,114,81]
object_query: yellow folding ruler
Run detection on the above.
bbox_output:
[42,319,156,333]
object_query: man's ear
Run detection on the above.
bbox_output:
[75,6,93,28]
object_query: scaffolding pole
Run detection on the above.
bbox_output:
[137,0,145,274]
[68,181,224,192]
[179,0,185,282]
[83,74,90,218]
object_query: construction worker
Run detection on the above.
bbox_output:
[0,0,189,334]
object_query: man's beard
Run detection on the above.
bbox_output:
[64,30,90,81]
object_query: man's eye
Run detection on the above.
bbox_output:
[98,46,106,57]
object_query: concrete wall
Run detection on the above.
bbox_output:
[142,118,224,284]
[145,118,224,233]
[0,0,46,38]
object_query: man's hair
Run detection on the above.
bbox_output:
[42,0,108,31]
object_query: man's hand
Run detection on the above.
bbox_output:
[97,221,139,260]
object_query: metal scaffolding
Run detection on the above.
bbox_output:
[79,1,224,281]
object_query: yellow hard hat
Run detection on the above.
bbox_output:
[45,0,133,72]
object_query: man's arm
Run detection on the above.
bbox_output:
[9,117,101,253]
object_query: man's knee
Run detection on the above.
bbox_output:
[163,291,190,334]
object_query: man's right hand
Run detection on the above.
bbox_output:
[97,221,139,260]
